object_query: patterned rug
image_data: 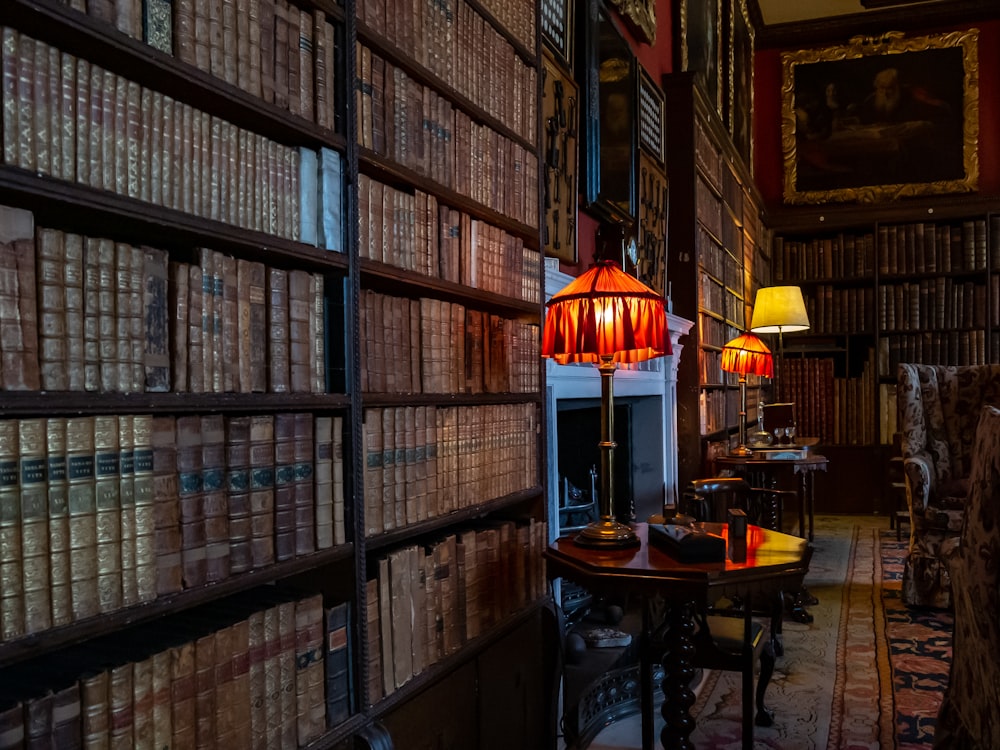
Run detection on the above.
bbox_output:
[687,517,953,750]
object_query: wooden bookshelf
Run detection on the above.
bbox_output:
[663,73,771,490]
[0,0,548,747]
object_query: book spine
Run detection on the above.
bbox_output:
[170,641,196,748]
[295,593,325,746]
[332,415,345,545]
[225,415,253,574]
[142,247,171,392]
[248,414,275,568]
[267,268,290,393]
[81,670,110,749]
[313,416,333,550]
[151,416,182,596]
[0,421,24,640]
[201,414,229,583]
[93,414,122,614]
[324,601,352,725]
[272,412,296,562]
[176,414,206,588]
[150,649,173,750]
[109,661,135,749]
[293,412,315,557]
[117,414,138,608]
[17,418,51,635]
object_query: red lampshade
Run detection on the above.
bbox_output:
[541,260,671,365]
[721,332,774,378]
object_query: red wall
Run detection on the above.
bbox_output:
[753,19,1000,211]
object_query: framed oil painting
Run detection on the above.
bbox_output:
[782,29,979,205]
[679,0,723,117]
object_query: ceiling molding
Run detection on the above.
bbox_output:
[755,0,1000,49]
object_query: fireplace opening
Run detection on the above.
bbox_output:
[555,395,664,530]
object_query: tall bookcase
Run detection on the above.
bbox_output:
[770,195,1000,512]
[663,73,771,491]
[0,0,549,748]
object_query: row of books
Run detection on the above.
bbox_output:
[361,404,538,537]
[355,43,539,229]
[697,312,739,349]
[0,412,344,642]
[66,0,341,134]
[359,0,536,146]
[0,588,353,749]
[365,518,547,702]
[171,250,328,395]
[699,388,738,436]
[877,330,991,377]
[357,173,542,303]
[358,289,540,395]
[877,220,992,276]
[0,210,329,394]
[877,279,987,333]
[773,233,876,282]
[776,358,835,444]
[802,285,875,335]
[2,29,306,241]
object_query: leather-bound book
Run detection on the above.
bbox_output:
[63,232,85,391]
[151,416,182,596]
[259,0,275,104]
[117,415,138,608]
[225,415,253,574]
[212,624,235,746]
[176,414,206,588]
[132,414,156,603]
[392,406,406,528]
[311,273,324,393]
[287,270,311,393]
[285,4,300,116]
[1,29,18,167]
[200,415,229,583]
[46,418,72,627]
[272,0,289,110]
[36,227,68,391]
[272,412,296,562]
[297,8,313,122]
[376,558,394,694]
[248,414,275,568]
[388,547,413,688]
[167,261,189,392]
[331,416,345,545]
[246,607,266,746]
[313,415,333,550]
[142,246,170,392]
[221,0,237,85]
[81,669,110,749]
[18,418,51,635]
[131,653,154,750]
[363,409,383,536]
[207,0,224,78]
[318,147,343,253]
[169,640,196,748]
[193,631,217,749]
[51,680,81,749]
[407,544,426,674]
[150,641,172,749]
[108,661,134,749]
[173,0,198,65]
[293,412,315,557]
[13,33,36,173]
[324,600,352,725]
[379,408,395,533]
[186,263,204,393]
[0,420,24,640]
[312,11,327,129]
[228,616,252,747]
[364,578,382,706]
[267,267,290,393]
[277,599,297,748]
[294,593,325,746]
[235,259,253,393]
[65,417,98,621]
[93,414,122,614]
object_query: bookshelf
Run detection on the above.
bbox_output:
[0,0,548,748]
[770,195,1000,512]
[663,73,771,491]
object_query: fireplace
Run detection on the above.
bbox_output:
[544,266,694,539]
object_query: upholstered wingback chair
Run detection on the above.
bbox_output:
[933,404,1000,750]
[896,363,1000,607]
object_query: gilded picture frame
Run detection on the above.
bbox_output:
[679,0,723,117]
[607,0,656,45]
[782,29,979,205]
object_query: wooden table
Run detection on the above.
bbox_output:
[714,453,829,541]
[545,523,811,750]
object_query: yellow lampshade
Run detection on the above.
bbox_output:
[750,286,810,334]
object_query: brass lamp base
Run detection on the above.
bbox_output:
[574,518,640,548]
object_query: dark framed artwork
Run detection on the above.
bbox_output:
[578,1,637,225]
[782,29,979,205]
[728,0,754,169]
[679,0,723,117]
[541,0,574,67]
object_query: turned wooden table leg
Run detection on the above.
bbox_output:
[660,601,697,750]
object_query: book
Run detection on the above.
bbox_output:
[272,412,296,562]
[267,267,290,393]
[248,414,275,568]
[80,669,111,749]
[364,578,382,706]
[225,415,253,574]
[324,601,353,725]
[117,414,138,608]
[319,147,343,252]
[292,412,315,557]
[151,416,182,596]
[45,418,72,627]
[36,227,68,391]
[332,415,345,545]
[200,414,229,583]
[287,270,311,393]
[175,415,206,589]
[294,593,324,746]
[18,418,51,635]
[93,414,123,614]
[0,206,40,390]
[0,419,24,641]
[169,640,196,748]
[313,415,333,550]
[298,148,318,246]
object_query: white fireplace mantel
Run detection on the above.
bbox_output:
[543,266,694,538]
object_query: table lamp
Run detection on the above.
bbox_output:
[542,259,670,547]
[749,286,809,401]
[721,332,773,456]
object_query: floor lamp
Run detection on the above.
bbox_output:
[721,332,774,456]
[542,259,671,548]
[749,286,810,402]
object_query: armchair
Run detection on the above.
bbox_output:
[933,405,1000,749]
[896,363,1000,608]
